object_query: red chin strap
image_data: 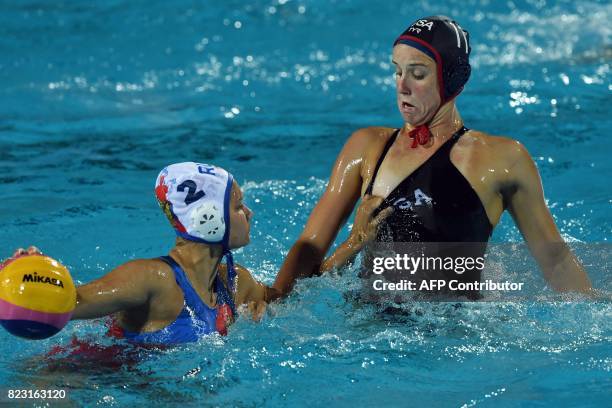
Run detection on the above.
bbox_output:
[408,125,432,148]
[407,99,447,148]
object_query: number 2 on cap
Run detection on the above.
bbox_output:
[177,180,205,205]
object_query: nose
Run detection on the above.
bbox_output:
[396,74,411,94]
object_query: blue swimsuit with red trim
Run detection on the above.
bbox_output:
[107,256,236,345]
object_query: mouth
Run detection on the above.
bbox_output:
[400,101,416,112]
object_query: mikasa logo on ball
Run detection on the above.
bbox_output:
[22,272,65,288]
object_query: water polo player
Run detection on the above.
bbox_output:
[8,162,270,344]
[272,15,592,298]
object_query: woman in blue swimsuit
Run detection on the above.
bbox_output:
[10,162,270,345]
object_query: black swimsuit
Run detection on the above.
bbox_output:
[364,127,493,296]
[366,126,492,243]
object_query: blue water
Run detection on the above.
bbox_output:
[1,0,610,406]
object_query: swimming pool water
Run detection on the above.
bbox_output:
[0,0,610,406]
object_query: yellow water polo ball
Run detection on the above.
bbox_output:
[0,255,76,339]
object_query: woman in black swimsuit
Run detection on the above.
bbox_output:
[271,16,592,298]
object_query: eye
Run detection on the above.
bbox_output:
[412,69,426,80]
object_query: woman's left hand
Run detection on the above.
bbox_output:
[347,195,393,249]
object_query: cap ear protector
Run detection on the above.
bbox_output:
[189,201,225,239]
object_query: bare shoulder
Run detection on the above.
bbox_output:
[460,129,531,167]
[123,258,173,276]
[348,126,396,141]
[217,263,266,304]
[459,129,523,152]
[78,258,176,306]
[217,263,243,286]
[111,258,175,289]
[344,126,396,154]
[218,263,253,284]
[347,126,398,171]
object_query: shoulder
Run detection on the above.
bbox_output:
[218,263,253,286]
[458,129,522,152]
[218,263,265,304]
[346,126,395,148]
[342,126,396,155]
[325,126,396,181]
[84,258,176,302]
[111,258,176,290]
[459,130,541,190]
[459,129,532,167]
[217,262,241,278]
[119,258,174,277]
[338,126,398,174]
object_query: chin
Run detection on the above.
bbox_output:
[232,237,250,249]
[400,113,421,126]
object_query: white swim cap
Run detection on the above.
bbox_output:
[155,162,234,247]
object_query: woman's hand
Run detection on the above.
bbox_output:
[347,195,393,250]
[12,246,42,257]
[246,300,267,321]
[1,246,43,269]
[320,195,393,273]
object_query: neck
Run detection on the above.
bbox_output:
[403,101,464,146]
[168,239,224,294]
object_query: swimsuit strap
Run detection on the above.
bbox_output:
[365,126,467,196]
[158,255,216,314]
[159,255,237,317]
[423,126,469,158]
[437,126,469,163]
[159,255,193,294]
[215,265,237,317]
[365,129,401,195]
[448,126,468,146]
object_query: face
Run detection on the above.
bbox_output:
[227,181,252,249]
[392,44,441,126]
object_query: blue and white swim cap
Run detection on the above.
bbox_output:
[155,162,234,248]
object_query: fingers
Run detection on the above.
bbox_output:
[372,206,394,227]
[247,300,266,321]
[254,301,266,321]
[358,195,385,219]
[3,248,29,270]
[27,246,41,255]
[360,195,389,225]
[369,196,385,207]
[7,247,42,264]
[361,194,384,209]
